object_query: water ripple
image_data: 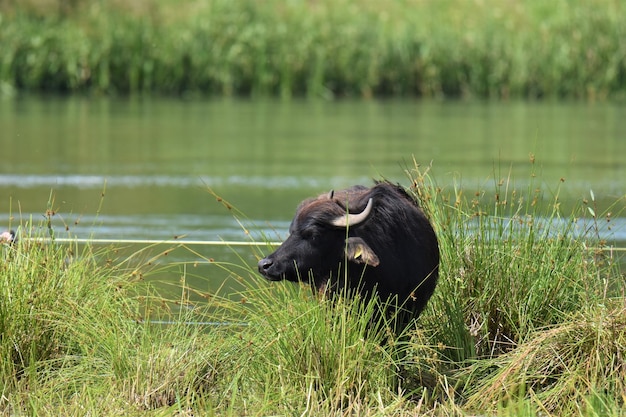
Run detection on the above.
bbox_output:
[0,174,373,189]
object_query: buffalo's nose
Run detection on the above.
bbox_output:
[258,258,273,273]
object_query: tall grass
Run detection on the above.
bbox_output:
[405,159,625,414]
[0,0,625,99]
[412,161,620,361]
[1,159,624,415]
[0,222,225,414]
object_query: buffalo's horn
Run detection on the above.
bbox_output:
[327,190,334,199]
[331,198,373,228]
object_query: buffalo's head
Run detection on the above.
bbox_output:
[257,190,379,290]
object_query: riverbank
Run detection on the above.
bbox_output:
[1,0,625,99]
[1,163,624,416]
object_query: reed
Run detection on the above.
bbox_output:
[461,302,626,415]
[403,159,625,415]
[0,0,624,99]
[0,222,225,414]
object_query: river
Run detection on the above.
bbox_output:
[1,96,624,294]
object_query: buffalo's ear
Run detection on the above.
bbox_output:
[345,237,380,267]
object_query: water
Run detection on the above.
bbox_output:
[1,96,625,291]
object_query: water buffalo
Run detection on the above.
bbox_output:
[257,181,439,332]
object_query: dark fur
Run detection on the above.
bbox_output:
[258,181,439,332]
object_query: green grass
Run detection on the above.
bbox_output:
[406,159,626,415]
[1,159,625,415]
[0,0,625,99]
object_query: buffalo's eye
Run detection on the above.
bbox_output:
[300,228,316,240]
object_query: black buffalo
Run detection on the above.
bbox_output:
[257,181,439,332]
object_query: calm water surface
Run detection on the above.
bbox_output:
[1,97,625,291]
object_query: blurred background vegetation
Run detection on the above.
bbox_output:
[1,0,624,99]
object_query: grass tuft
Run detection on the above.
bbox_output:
[463,301,626,415]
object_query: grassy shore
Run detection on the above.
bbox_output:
[1,0,625,99]
[1,161,625,416]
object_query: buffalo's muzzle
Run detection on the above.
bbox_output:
[258,257,282,281]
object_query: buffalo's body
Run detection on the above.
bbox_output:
[258,181,439,332]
